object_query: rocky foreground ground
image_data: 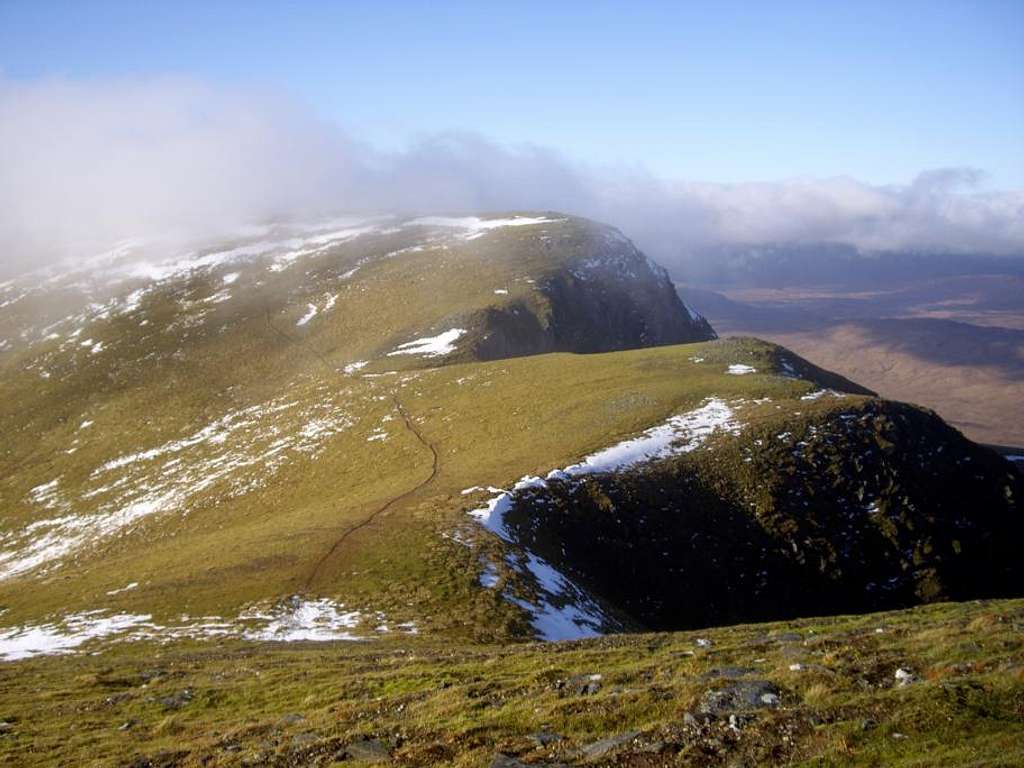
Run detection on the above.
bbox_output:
[1,598,1021,767]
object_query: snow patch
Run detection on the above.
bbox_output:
[479,562,500,588]
[387,328,466,358]
[408,215,562,240]
[343,361,368,375]
[239,598,363,642]
[727,364,757,375]
[202,289,232,304]
[506,553,607,642]
[556,398,740,478]
[28,479,65,512]
[1,393,354,580]
[106,582,139,595]
[800,388,846,401]
[0,612,154,661]
[0,597,417,661]
[296,303,318,326]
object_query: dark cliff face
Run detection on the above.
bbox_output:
[470,222,716,361]
[499,399,1023,632]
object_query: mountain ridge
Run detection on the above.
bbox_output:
[0,212,1019,655]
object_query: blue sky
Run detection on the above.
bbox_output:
[1,0,1022,187]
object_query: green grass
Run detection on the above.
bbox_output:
[0,331,845,632]
[1,215,1020,766]
[0,225,841,630]
[0,598,1020,766]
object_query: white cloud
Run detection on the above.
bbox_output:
[0,77,1021,278]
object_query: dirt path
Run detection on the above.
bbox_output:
[263,304,442,590]
[303,394,439,590]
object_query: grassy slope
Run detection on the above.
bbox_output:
[0,218,601,619]
[0,331,845,633]
[2,216,1021,766]
[0,598,1021,767]
[0,215,849,632]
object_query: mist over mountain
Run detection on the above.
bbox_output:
[2,78,1022,280]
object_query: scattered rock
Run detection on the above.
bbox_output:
[698,680,783,714]
[703,666,757,680]
[490,755,568,768]
[529,731,563,746]
[682,711,714,728]
[118,720,136,731]
[788,663,804,672]
[727,713,756,732]
[560,673,603,696]
[772,632,803,643]
[158,689,193,710]
[640,738,667,754]
[894,668,918,686]
[892,732,909,740]
[577,730,641,760]
[340,736,391,762]
[124,750,191,768]
[861,718,878,731]
[695,638,713,648]
[280,713,306,725]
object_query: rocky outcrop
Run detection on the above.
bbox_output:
[469,222,715,361]
[499,399,1023,631]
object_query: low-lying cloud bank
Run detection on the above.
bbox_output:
[1,77,1022,277]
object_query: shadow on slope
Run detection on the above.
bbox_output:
[501,399,1024,632]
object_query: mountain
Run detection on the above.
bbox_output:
[677,271,1024,448]
[1,213,1019,641]
[676,242,1024,290]
[1,213,1022,765]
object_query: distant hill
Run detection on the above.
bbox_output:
[675,241,1024,289]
